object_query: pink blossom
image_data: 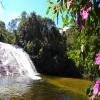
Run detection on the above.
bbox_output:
[96,54,100,57]
[80,9,89,20]
[93,80,100,95]
[80,2,92,20]
[98,92,100,96]
[95,54,100,65]
[87,7,91,12]
[96,61,100,65]
[93,83,99,94]
[87,2,92,12]
[67,0,72,9]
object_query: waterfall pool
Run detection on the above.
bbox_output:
[0,76,92,100]
[0,42,96,100]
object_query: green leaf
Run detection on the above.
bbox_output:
[62,16,65,23]
[53,14,56,21]
[65,15,69,21]
[70,18,75,25]
[62,16,68,25]
[57,12,59,24]
[46,0,51,2]
[57,0,61,2]
[62,6,67,12]
[46,6,51,14]
[50,1,54,4]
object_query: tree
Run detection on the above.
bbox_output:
[0,20,6,29]
[12,11,76,76]
[8,18,19,32]
[0,21,9,42]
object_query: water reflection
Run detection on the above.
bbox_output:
[0,76,87,100]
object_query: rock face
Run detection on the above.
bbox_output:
[0,42,41,79]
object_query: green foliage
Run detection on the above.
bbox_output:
[7,11,69,75]
[0,20,6,29]
[46,0,100,30]
[46,6,51,14]
[0,20,11,43]
[46,0,100,79]
[66,27,100,79]
[0,10,70,76]
[8,18,19,32]
[1,0,100,79]
[86,83,93,96]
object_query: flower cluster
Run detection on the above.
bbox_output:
[80,9,89,20]
[74,2,92,29]
[95,54,100,65]
[66,0,92,29]
[80,2,92,20]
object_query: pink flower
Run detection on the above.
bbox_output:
[80,9,89,20]
[80,2,92,20]
[87,6,91,12]
[98,92,100,96]
[87,2,92,12]
[67,0,72,9]
[96,61,100,65]
[95,54,100,65]
[93,80,100,95]
[96,54,100,57]
[93,83,99,94]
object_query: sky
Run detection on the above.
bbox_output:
[0,0,62,28]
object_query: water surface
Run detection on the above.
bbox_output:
[0,76,87,100]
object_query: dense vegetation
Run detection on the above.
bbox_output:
[46,0,100,80]
[0,11,80,77]
[0,0,100,79]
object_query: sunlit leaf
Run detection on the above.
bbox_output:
[46,6,51,14]
[46,0,51,2]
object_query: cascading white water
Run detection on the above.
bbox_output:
[0,42,41,80]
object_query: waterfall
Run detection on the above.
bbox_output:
[0,42,41,80]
